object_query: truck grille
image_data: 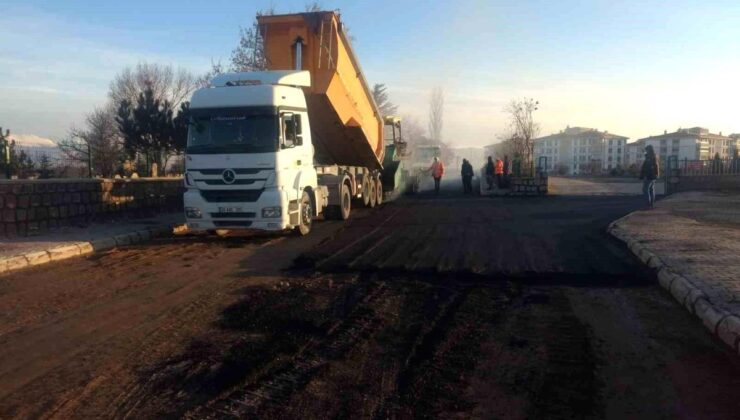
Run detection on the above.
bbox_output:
[200,189,263,203]
[210,212,256,219]
[213,221,253,227]
[193,168,270,175]
[198,179,263,186]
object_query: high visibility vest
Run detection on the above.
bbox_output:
[430,161,445,177]
[495,160,504,175]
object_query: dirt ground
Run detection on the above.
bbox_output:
[1,177,739,419]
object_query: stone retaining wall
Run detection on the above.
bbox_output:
[0,178,183,237]
[667,173,740,194]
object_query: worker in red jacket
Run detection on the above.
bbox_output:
[494,158,504,188]
[429,156,445,195]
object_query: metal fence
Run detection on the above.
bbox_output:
[668,156,740,176]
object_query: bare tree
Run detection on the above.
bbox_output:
[59,106,124,177]
[428,87,444,144]
[401,115,425,146]
[109,62,198,110]
[230,9,276,72]
[197,59,226,88]
[504,98,540,170]
[372,83,398,117]
[305,2,322,12]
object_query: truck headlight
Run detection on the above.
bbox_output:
[185,207,203,219]
[261,206,281,218]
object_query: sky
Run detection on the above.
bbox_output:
[1,0,739,148]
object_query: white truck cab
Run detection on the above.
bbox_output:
[184,71,324,234]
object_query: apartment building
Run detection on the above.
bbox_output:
[626,127,737,167]
[731,134,740,157]
[534,127,628,175]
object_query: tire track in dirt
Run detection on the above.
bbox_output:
[192,277,394,418]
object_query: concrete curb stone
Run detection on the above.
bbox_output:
[669,275,693,307]
[0,223,176,277]
[717,316,740,350]
[4,256,29,272]
[136,230,151,242]
[91,237,117,250]
[609,217,740,354]
[76,242,94,254]
[114,233,132,247]
[25,251,51,266]
[646,254,664,270]
[657,267,677,290]
[48,244,82,261]
[685,288,708,315]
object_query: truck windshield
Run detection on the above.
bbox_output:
[187,109,278,154]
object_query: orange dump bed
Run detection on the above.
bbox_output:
[258,12,384,169]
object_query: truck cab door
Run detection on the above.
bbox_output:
[280,112,316,198]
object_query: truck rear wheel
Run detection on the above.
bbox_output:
[369,180,377,208]
[375,176,383,205]
[326,182,351,220]
[294,190,313,236]
[362,175,372,207]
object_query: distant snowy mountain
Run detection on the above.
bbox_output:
[8,134,57,148]
[9,134,64,161]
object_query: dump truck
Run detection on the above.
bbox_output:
[184,11,403,235]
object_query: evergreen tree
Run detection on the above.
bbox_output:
[38,153,53,179]
[372,84,398,117]
[116,88,178,175]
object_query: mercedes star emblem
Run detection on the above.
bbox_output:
[222,169,237,184]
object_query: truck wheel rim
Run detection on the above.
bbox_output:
[302,201,312,227]
[343,190,350,213]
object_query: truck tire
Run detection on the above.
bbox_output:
[362,175,372,207]
[326,182,352,220]
[294,190,313,236]
[375,175,383,205]
[369,180,377,208]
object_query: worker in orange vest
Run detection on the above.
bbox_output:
[495,158,504,189]
[429,156,445,195]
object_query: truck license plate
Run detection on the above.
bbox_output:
[218,207,242,213]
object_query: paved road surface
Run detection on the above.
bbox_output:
[549,176,666,196]
[0,177,738,419]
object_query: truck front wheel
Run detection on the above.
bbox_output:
[295,190,313,236]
